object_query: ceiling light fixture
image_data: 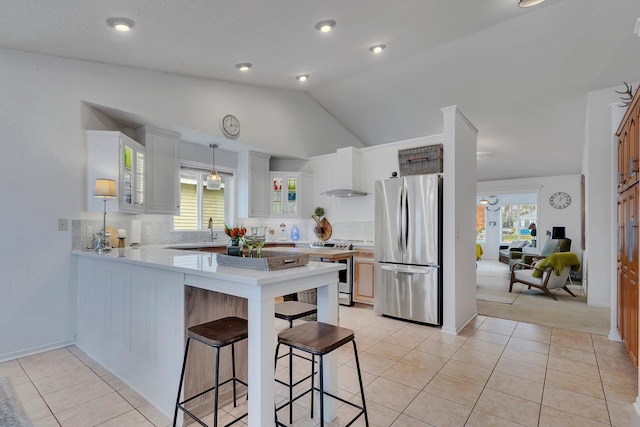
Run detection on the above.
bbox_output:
[235,63,252,71]
[296,74,309,82]
[315,20,336,33]
[369,44,386,54]
[106,17,135,32]
[480,196,499,206]
[517,0,546,7]
[206,144,222,190]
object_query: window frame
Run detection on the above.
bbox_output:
[172,160,236,232]
[500,203,537,244]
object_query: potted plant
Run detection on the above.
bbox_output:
[314,206,325,218]
[224,224,246,256]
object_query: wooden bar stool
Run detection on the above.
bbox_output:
[173,316,248,427]
[274,321,369,427]
[275,301,317,328]
[274,301,318,424]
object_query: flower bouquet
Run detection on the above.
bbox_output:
[224,225,246,255]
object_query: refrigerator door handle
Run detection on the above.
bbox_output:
[378,264,436,275]
[396,187,403,250]
[400,183,407,253]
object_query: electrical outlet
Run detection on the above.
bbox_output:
[145,226,151,236]
[86,226,93,237]
[58,219,68,231]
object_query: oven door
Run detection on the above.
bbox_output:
[312,255,354,306]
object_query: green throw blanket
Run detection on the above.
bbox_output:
[532,252,581,278]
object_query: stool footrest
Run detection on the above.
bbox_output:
[274,386,314,413]
[275,370,315,389]
[177,377,248,408]
[315,386,367,420]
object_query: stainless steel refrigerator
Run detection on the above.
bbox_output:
[374,174,442,325]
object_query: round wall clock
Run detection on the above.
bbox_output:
[549,191,571,209]
[220,114,240,138]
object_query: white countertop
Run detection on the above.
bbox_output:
[72,245,343,285]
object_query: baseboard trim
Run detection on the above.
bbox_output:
[0,339,75,364]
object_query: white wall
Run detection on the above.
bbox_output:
[441,107,478,334]
[584,86,630,317]
[0,48,361,361]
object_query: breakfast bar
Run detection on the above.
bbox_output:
[72,246,344,426]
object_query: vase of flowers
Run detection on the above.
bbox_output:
[224,224,246,256]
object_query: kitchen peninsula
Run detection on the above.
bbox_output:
[72,246,344,426]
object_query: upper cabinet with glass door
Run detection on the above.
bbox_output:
[270,172,312,217]
[86,130,145,213]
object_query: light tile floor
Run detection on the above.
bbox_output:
[2,304,640,426]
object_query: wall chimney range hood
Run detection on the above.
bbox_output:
[321,147,368,197]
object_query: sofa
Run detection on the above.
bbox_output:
[498,240,529,264]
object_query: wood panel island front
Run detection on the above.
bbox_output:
[72,246,344,426]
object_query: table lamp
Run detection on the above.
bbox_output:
[94,178,117,252]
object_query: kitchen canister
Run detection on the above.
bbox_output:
[278,223,287,241]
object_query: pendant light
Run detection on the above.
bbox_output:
[206,144,222,190]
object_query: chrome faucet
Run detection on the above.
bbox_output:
[208,217,217,242]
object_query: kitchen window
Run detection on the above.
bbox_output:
[173,167,233,231]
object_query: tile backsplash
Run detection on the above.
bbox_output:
[72,215,374,250]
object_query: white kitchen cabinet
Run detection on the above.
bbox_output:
[238,151,270,218]
[270,172,312,217]
[136,126,181,215]
[86,130,145,213]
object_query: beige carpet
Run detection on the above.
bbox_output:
[476,260,610,335]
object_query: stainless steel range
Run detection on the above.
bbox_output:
[308,241,355,306]
[309,241,353,250]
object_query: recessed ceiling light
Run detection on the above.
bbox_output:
[106,17,135,32]
[296,74,309,82]
[369,44,386,54]
[315,20,336,33]
[517,0,546,7]
[235,63,252,71]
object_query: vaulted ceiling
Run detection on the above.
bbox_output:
[1,0,638,180]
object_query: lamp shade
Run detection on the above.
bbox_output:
[94,179,117,198]
[551,226,566,239]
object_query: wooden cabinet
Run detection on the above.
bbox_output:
[354,249,375,304]
[269,172,312,217]
[136,126,181,215]
[618,187,638,365]
[86,130,145,213]
[238,151,270,218]
[618,93,640,192]
[616,87,640,366]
